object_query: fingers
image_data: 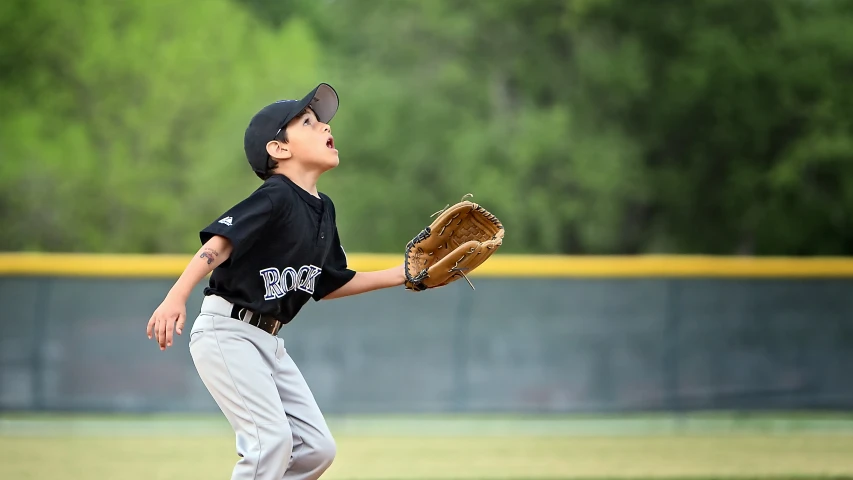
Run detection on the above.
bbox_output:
[165,314,176,348]
[158,315,168,350]
[149,303,187,351]
[146,315,155,339]
[176,312,186,336]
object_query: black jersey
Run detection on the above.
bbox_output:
[199,174,356,324]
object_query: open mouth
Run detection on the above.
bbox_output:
[326,137,335,149]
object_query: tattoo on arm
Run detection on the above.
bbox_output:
[199,248,220,266]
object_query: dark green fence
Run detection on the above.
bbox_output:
[1,275,851,414]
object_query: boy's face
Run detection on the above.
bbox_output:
[267,107,339,172]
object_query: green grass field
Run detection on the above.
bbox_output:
[2,413,853,479]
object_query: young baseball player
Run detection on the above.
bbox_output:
[146,83,405,480]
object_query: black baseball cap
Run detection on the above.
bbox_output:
[243,83,339,179]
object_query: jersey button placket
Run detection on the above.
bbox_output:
[317,215,326,244]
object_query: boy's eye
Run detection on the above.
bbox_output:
[303,117,311,126]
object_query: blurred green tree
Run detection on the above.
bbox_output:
[574,0,853,254]
[2,0,852,255]
[0,0,322,253]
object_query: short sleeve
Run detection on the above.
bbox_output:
[200,190,273,267]
[312,227,356,301]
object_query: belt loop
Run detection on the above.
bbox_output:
[229,304,254,323]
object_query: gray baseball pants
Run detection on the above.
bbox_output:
[189,295,336,480]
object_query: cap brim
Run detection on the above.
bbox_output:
[295,83,339,124]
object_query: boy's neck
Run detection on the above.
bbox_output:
[272,166,321,198]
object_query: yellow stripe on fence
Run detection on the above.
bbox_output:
[1,253,853,278]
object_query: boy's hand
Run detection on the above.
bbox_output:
[147,295,187,351]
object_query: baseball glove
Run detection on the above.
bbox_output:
[404,195,505,291]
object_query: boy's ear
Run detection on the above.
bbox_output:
[266,140,292,160]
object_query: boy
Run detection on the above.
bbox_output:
[146,83,405,480]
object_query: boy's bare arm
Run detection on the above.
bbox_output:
[168,235,234,302]
[147,235,233,350]
[322,264,406,300]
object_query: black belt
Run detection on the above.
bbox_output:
[230,305,283,336]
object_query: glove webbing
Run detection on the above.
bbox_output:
[404,227,432,291]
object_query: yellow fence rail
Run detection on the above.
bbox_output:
[2,253,853,278]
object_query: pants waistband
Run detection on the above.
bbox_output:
[200,295,282,336]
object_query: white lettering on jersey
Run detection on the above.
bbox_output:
[259,265,322,300]
[281,267,298,292]
[297,265,323,293]
[259,268,285,300]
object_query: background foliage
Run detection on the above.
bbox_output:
[2,0,852,255]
